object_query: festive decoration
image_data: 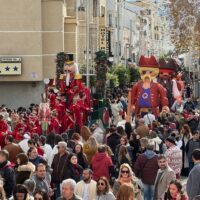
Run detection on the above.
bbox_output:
[94,51,108,96]
[55,52,90,132]
[158,58,184,107]
[126,55,168,121]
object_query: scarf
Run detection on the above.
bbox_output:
[119,176,132,185]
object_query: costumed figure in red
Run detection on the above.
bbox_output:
[38,94,51,135]
[158,58,184,108]
[127,55,168,119]
[57,53,90,132]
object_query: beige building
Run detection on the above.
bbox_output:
[0,0,100,108]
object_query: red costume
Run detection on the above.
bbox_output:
[129,56,168,118]
[56,53,91,131]
[0,117,8,148]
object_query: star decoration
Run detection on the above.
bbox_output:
[5,66,10,71]
[13,66,18,71]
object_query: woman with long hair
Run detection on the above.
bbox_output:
[73,144,88,169]
[64,153,83,182]
[34,190,50,200]
[83,136,98,164]
[113,163,142,200]
[15,153,35,184]
[10,184,30,200]
[117,183,134,200]
[117,145,132,168]
[181,124,192,176]
[80,126,91,142]
[96,176,115,200]
[115,136,133,165]
[164,180,187,200]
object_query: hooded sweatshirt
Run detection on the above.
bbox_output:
[91,152,113,181]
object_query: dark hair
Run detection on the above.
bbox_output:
[98,145,106,153]
[192,130,200,136]
[39,136,46,146]
[164,180,183,200]
[5,135,13,143]
[13,184,28,200]
[0,150,9,160]
[68,153,77,163]
[34,189,50,200]
[16,153,28,165]
[27,147,37,157]
[158,154,167,160]
[192,149,200,161]
[96,176,110,195]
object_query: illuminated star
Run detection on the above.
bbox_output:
[13,66,18,71]
[5,66,10,71]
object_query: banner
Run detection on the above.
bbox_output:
[99,27,107,51]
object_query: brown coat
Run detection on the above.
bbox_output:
[153,166,176,200]
[4,143,23,163]
[131,80,168,117]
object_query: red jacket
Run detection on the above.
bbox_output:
[131,80,168,117]
[91,152,113,181]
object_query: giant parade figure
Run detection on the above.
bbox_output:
[56,53,90,132]
[158,58,184,108]
[127,55,168,120]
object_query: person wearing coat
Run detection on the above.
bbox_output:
[75,169,96,200]
[153,155,176,200]
[15,153,35,184]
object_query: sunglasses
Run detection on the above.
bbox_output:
[121,170,129,174]
[97,182,105,186]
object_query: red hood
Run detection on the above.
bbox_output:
[93,152,107,161]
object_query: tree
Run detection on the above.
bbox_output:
[113,65,130,88]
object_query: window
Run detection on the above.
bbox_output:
[93,0,98,17]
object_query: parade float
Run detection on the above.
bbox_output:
[127,55,169,121]
[158,58,184,108]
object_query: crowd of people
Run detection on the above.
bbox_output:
[0,86,200,200]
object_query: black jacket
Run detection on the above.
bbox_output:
[0,161,14,198]
[107,132,120,154]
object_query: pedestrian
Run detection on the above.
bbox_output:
[96,176,115,200]
[113,163,142,200]
[165,135,182,179]
[91,145,114,181]
[31,163,52,196]
[73,144,88,169]
[186,131,200,172]
[83,136,98,165]
[51,141,69,198]
[10,184,30,200]
[33,190,50,200]
[0,150,14,198]
[65,153,83,182]
[75,168,97,200]
[57,179,82,200]
[3,135,23,163]
[134,140,158,200]
[164,180,187,200]
[186,149,200,200]
[135,118,150,138]
[153,154,176,200]
[116,183,134,200]
[15,153,35,184]
[27,147,45,167]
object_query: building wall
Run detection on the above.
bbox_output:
[0,82,44,108]
[0,0,65,108]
